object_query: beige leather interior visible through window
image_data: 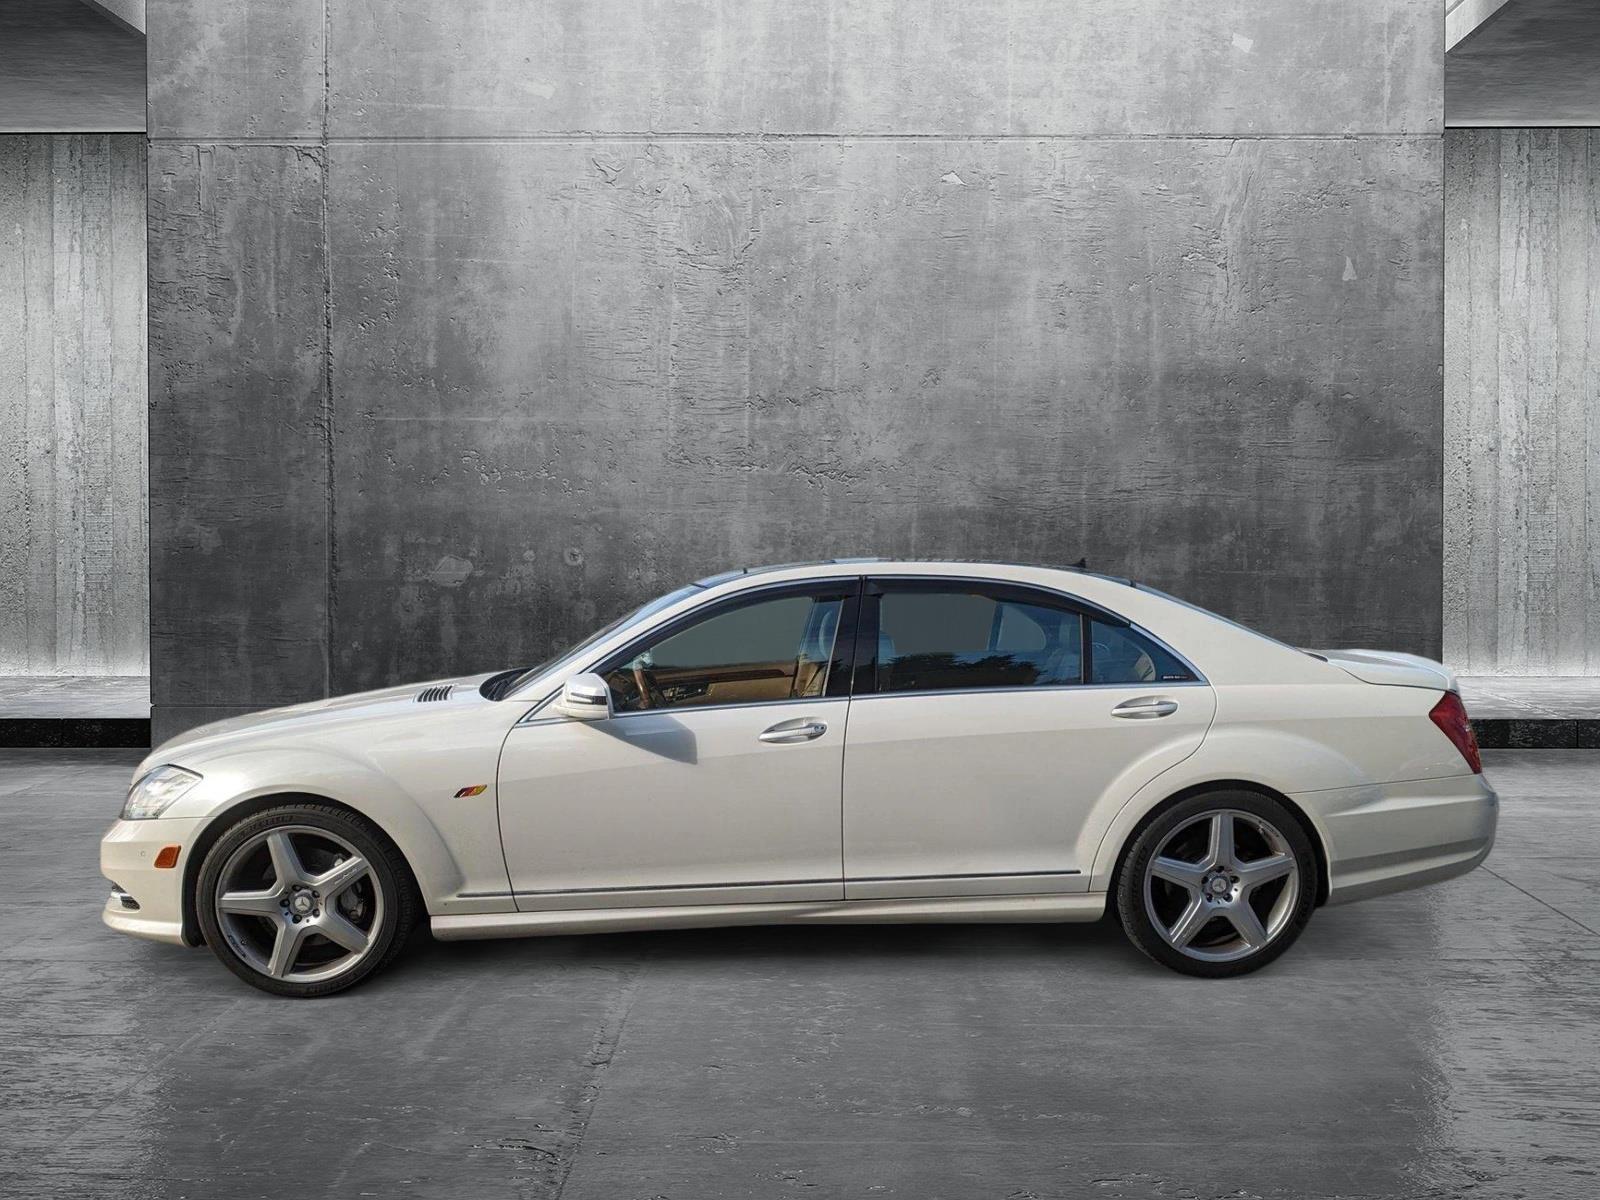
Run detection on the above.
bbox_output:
[605,594,844,713]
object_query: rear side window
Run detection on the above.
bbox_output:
[1089,619,1195,684]
[873,589,1083,694]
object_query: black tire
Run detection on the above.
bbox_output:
[195,802,418,998]
[1115,789,1319,978]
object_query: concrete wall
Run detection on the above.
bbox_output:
[0,135,148,677]
[1445,129,1600,675]
[148,1,1445,739]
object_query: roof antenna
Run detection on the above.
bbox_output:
[1072,557,1088,570]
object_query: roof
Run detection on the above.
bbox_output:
[694,558,1134,589]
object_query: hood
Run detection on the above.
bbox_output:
[144,672,502,769]
[1312,649,1455,693]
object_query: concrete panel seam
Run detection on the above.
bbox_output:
[322,0,334,696]
[148,133,1446,147]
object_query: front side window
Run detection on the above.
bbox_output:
[600,587,849,713]
[873,588,1084,694]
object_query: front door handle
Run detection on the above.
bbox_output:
[1112,697,1178,720]
[759,717,828,744]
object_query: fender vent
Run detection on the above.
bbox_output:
[416,684,455,703]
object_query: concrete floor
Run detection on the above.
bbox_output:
[1457,676,1600,720]
[1,751,1596,1199]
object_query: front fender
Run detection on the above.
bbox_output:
[164,742,513,919]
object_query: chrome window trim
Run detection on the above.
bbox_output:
[515,681,1208,728]
[846,679,1212,703]
[510,568,1207,723]
[515,692,843,729]
[863,574,1209,692]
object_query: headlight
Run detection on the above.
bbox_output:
[122,765,202,820]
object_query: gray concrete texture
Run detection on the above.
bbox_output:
[1459,674,1600,719]
[2,749,1597,1197]
[81,0,146,36]
[1446,0,1514,52]
[1447,0,1600,126]
[0,0,146,133]
[1444,129,1600,675]
[0,676,149,717]
[148,1,1446,740]
[149,0,1443,140]
[0,135,148,677]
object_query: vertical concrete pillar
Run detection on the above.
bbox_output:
[0,134,148,677]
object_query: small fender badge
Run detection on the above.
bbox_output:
[453,784,488,798]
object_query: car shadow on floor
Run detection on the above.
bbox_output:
[386,914,1145,984]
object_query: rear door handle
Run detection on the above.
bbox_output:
[1111,697,1178,719]
[759,717,828,744]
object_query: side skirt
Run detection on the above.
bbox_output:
[431,893,1107,941]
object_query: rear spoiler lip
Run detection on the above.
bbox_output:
[1307,648,1458,694]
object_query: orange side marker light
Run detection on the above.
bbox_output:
[454,785,488,798]
[153,845,181,869]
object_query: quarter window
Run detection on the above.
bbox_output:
[873,588,1084,694]
[600,589,848,713]
[1089,618,1195,684]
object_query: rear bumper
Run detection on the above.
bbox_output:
[99,817,205,946]
[1297,773,1498,905]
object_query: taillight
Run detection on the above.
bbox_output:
[1429,691,1482,774]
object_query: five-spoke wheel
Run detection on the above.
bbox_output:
[1117,791,1317,977]
[197,804,416,997]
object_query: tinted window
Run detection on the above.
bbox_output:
[1089,619,1195,684]
[874,589,1083,694]
[602,591,845,713]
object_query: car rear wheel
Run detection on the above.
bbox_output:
[196,803,417,997]
[1116,790,1318,978]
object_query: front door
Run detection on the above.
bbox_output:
[842,579,1215,898]
[496,580,860,909]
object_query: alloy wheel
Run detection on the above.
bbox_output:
[212,825,386,984]
[1141,808,1301,963]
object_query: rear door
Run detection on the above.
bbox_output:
[841,578,1215,898]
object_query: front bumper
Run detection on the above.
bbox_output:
[1302,773,1499,905]
[99,817,206,946]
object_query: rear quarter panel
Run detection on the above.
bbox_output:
[1084,680,1470,892]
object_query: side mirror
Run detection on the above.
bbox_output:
[554,672,613,721]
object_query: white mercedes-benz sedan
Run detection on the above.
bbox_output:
[101,561,1496,997]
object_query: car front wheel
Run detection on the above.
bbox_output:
[1116,790,1318,978]
[195,802,417,997]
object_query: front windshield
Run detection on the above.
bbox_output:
[498,584,703,698]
